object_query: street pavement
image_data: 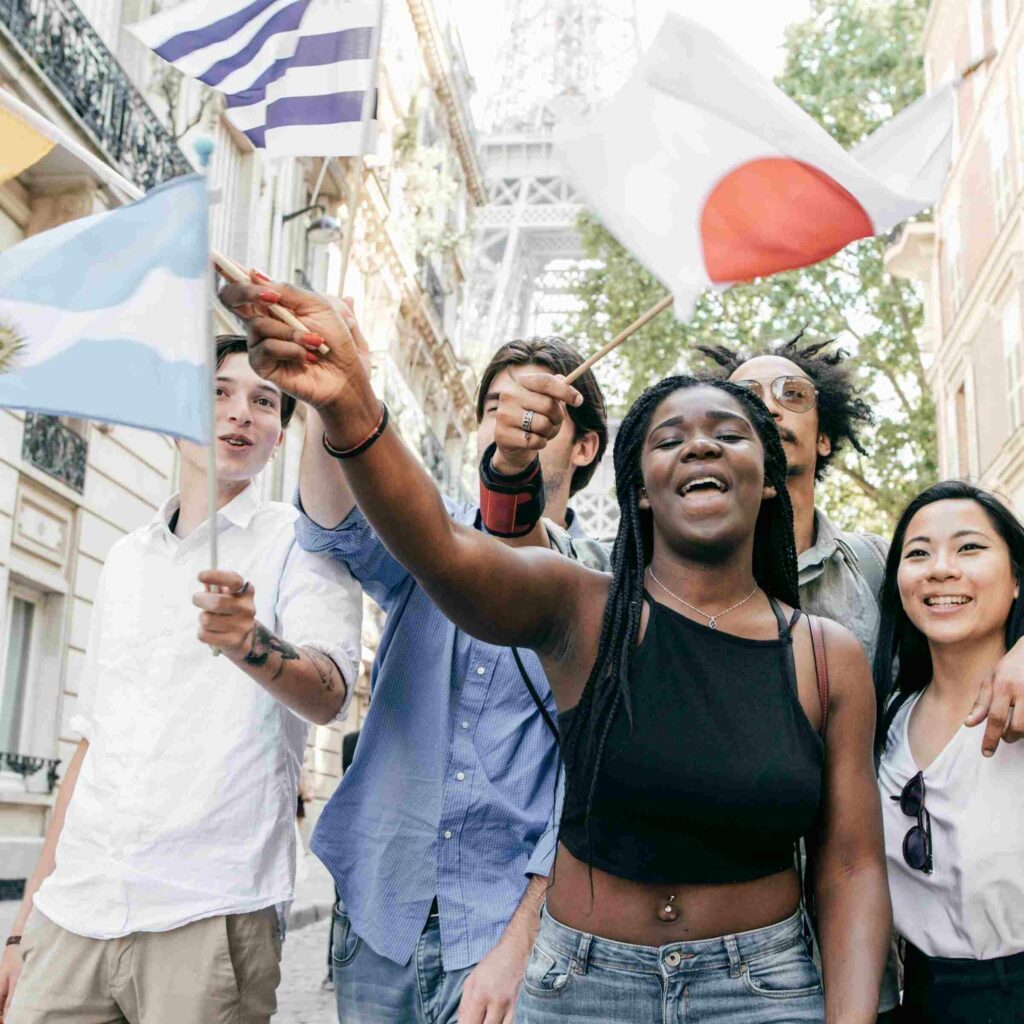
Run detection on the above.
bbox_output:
[276,916,336,1023]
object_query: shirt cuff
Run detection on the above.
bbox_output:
[305,643,358,722]
[525,827,557,878]
[293,491,364,550]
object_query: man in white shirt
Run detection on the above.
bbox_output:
[0,336,362,1024]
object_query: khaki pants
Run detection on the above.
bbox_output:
[7,906,281,1024]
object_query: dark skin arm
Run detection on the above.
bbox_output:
[812,619,891,1023]
[218,278,602,693]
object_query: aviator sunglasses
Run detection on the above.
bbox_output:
[891,771,933,874]
[733,376,818,413]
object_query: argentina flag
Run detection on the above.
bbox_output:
[130,0,381,157]
[0,176,211,443]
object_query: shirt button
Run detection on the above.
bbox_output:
[443,830,453,840]
[461,721,470,730]
[456,772,465,781]
[111,849,124,862]
[665,951,682,967]
[476,666,486,676]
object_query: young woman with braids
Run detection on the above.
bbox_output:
[219,277,891,1024]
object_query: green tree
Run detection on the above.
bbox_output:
[561,0,936,533]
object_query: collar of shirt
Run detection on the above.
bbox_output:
[147,483,264,540]
[798,507,851,584]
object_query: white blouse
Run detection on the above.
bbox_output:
[878,689,1024,960]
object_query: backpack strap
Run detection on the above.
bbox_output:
[511,647,560,747]
[845,532,887,600]
[808,614,829,738]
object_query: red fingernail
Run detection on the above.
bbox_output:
[252,270,271,283]
[259,289,282,303]
[306,352,319,364]
[302,333,324,348]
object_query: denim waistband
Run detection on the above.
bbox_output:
[537,905,807,977]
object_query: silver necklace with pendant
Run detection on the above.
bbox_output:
[647,567,759,631]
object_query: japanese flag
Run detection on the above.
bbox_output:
[554,13,954,317]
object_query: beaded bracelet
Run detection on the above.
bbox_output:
[479,442,547,538]
[322,402,389,460]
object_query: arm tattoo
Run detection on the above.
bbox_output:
[244,622,301,678]
[305,647,343,696]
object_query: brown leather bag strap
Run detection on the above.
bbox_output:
[808,614,829,738]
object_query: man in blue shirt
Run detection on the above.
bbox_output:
[294,331,608,1024]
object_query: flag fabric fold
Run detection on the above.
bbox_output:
[0,175,210,443]
[129,0,381,157]
[554,13,954,317]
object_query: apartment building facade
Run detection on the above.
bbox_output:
[887,0,1024,504]
[0,0,482,887]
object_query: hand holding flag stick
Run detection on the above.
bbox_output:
[211,253,329,356]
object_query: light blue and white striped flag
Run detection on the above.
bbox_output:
[130,0,381,157]
[0,175,211,443]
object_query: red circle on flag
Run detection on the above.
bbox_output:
[700,158,874,284]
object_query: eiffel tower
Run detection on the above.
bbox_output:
[460,0,642,379]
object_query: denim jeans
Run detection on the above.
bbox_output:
[331,903,474,1024]
[514,906,824,1023]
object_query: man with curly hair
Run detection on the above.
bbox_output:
[702,334,1024,753]
[698,334,886,659]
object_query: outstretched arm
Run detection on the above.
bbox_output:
[219,277,594,658]
[812,621,891,1024]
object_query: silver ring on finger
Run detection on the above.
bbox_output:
[231,579,249,596]
[522,410,535,435]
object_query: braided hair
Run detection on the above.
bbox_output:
[560,376,800,882]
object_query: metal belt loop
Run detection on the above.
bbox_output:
[724,934,743,977]
[574,930,593,975]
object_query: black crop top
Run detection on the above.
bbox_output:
[558,593,824,885]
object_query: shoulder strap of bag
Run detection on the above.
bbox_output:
[511,647,560,747]
[846,532,886,600]
[808,614,829,738]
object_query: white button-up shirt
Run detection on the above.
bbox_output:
[34,486,362,939]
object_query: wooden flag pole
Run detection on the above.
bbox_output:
[564,294,674,384]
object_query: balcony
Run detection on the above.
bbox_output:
[0,0,192,190]
[22,412,86,492]
[421,260,446,325]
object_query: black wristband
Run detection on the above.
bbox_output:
[479,442,546,538]
[322,402,389,460]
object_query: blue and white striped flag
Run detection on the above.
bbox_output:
[130,0,380,157]
[0,175,211,443]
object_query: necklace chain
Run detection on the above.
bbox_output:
[647,567,759,630]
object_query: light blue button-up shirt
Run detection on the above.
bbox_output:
[297,499,601,970]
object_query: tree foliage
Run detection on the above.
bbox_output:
[561,0,936,532]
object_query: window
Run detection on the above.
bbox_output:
[1003,293,1024,430]
[987,100,1013,224]
[0,587,42,754]
[944,209,965,312]
[955,384,971,477]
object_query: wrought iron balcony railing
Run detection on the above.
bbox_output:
[0,0,192,190]
[22,412,87,492]
[1,751,61,793]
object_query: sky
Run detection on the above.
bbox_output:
[450,0,815,122]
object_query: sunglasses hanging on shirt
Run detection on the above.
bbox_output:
[892,770,933,874]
